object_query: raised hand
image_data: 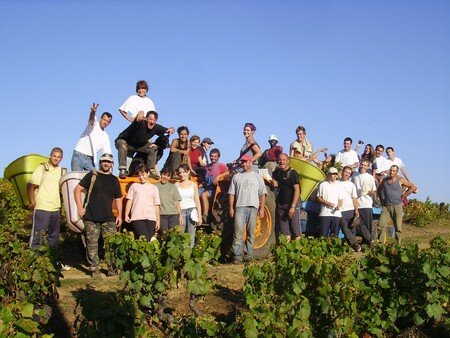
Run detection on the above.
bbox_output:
[90,102,99,112]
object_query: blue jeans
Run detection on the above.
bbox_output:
[71,150,95,171]
[232,206,258,261]
[181,208,196,248]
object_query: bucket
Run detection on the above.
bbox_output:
[60,171,88,233]
[289,157,326,201]
[4,154,49,209]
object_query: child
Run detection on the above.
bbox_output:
[124,164,160,240]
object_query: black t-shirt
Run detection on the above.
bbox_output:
[272,168,300,205]
[116,120,168,148]
[79,172,122,222]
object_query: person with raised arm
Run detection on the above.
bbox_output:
[71,103,112,171]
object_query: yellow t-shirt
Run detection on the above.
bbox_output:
[29,164,62,211]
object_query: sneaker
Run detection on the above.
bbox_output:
[149,169,160,179]
[352,243,362,252]
[106,269,118,277]
[232,259,243,264]
[91,269,101,278]
[243,256,254,262]
[61,264,71,271]
[119,169,128,179]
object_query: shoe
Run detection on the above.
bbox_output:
[56,261,71,271]
[232,259,243,264]
[91,269,101,278]
[106,269,118,277]
[369,240,375,249]
[243,256,254,262]
[352,243,362,252]
[149,169,160,179]
[119,169,128,179]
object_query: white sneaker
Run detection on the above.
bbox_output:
[61,264,71,271]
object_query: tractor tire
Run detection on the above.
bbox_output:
[253,189,276,259]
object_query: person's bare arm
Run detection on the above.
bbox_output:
[400,178,417,199]
[27,183,37,210]
[89,103,99,126]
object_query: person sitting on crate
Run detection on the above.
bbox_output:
[115,110,174,179]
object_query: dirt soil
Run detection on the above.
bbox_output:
[47,220,450,337]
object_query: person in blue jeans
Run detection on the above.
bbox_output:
[175,164,202,248]
[228,154,267,263]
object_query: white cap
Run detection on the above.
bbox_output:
[269,134,278,141]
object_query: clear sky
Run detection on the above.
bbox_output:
[1,0,449,203]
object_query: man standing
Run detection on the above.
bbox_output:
[271,153,301,241]
[373,144,390,185]
[339,166,374,252]
[28,147,65,250]
[353,160,378,238]
[386,147,411,182]
[228,154,267,263]
[71,103,112,171]
[115,111,175,179]
[74,153,123,277]
[316,167,343,237]
[336,137,359,171]
[377,165,417,243]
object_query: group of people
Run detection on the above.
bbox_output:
[26,79,418,275]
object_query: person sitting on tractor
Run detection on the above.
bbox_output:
[115,111,174,179]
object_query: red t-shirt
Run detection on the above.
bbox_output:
[189,147,203,168]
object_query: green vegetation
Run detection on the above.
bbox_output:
[404,198,450,227]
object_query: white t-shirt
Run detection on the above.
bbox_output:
[387,157,405,169]
[74,117,112,164]
[317,181,344,217]
[119,95,155,119]
[373,155,389,174]
[353,172,377,209]
[339,180,358,212]
[336,149,359,168]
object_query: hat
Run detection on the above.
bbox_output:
[100,153,114,161]
[202,137,214,145]
[328,167,338,174]
[240,154,252,162]
[268,134,278,142]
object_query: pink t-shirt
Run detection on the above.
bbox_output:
[126,182,160,221]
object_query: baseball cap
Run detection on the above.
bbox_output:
[269,134,278,142]
[240,154,252,162]
[100,153,114,162]
[202,137,214,144]
[328,167,338,174]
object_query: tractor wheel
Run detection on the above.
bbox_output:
[252,189,276,258]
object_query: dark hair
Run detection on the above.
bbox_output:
[342,165,353,174]
[296,125,306,134]
[190,135,200,143]
[361,144,375,162]
[386,146,394,152]
[136,80,148,92]
[375,144,384,151]
[146,111,158,119]
[176,164,190,174]
[177,126,189,135]
[344,137,353,143]
[244,122,256,131]
[136,164,149,174]
[160,167,172,176]
[101,112,112,119]
[210,148,221,157]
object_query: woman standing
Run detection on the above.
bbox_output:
[124,164,160,241]
[240,122,262,164]
[175,164,202,248]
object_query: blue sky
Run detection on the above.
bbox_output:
[1,0,449,203]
